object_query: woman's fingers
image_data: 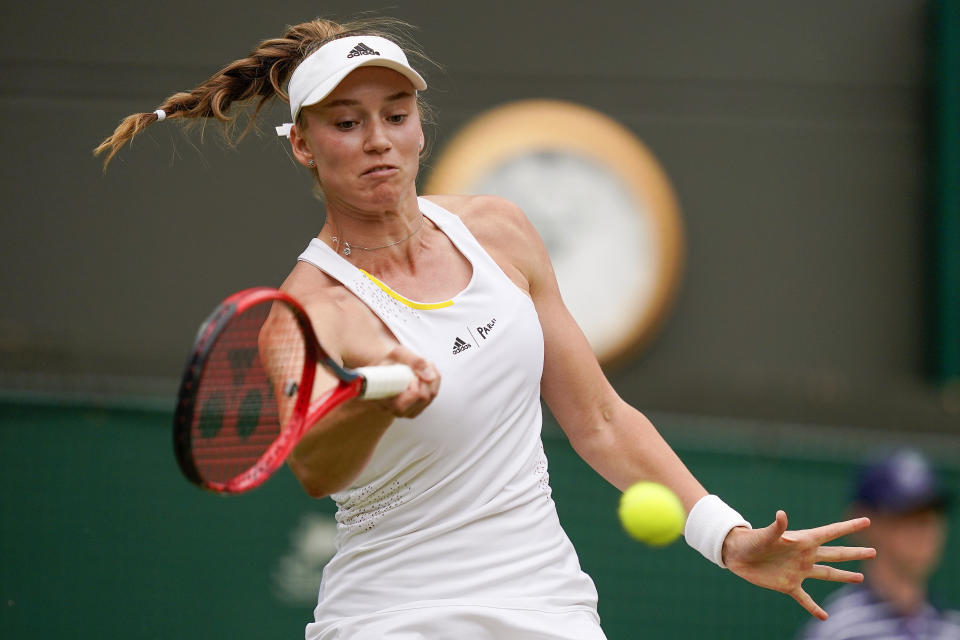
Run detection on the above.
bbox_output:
[792,588,828,621]
[810,516,872,544]
[764,510,789,540]
[725,511,876,621]
[373,346,441,418]
[816,545,877,563]
[808,564,865,583]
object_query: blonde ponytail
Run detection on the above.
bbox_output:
[94,17,431,170]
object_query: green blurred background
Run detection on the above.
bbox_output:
[1,0,958,638]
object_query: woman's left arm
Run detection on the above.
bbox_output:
[519,207,710,509]
[487,197,875,620]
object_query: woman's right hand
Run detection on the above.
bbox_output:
[370,344,441,419]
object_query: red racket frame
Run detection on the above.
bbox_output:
[173,288,364,494]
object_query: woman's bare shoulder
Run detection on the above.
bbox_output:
[281,260,351,310]
[278,260,390,365]
[422,194,534,246]
[422,194,548,294]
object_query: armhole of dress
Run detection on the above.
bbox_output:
[418,197,533,302]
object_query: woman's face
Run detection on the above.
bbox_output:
[292,66,424,211]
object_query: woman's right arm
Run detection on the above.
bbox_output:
[269,263,440,498]
[287,343,438,498]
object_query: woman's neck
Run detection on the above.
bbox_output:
[321,194,423,258]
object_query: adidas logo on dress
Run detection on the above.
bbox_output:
[347,43,380,58]
[452,337,471,354]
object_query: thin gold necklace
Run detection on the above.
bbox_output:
[332,214,425,257]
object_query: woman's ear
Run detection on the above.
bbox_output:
[289,124,316,169]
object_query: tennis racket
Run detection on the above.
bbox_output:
[173,287,414,494]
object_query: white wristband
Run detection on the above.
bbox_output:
[684,494,751,568]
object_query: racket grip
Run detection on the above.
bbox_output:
[356,364,416,399]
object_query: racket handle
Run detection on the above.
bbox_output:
[356,364,416,399]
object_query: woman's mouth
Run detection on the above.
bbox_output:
[362,165,397,177]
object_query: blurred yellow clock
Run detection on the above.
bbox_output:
[424,100,685,367]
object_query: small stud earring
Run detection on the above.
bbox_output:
[307,159,316,167]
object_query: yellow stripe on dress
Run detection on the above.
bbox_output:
[359,270,454,310]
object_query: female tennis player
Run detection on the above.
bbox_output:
[96,16,876,639]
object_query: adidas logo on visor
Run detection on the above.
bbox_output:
[347,42,381,58]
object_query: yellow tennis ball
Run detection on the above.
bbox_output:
[618,482,685,546]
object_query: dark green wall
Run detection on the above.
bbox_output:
[933,0,960,383]
[3,401,958,639]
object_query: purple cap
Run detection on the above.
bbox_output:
[854,449,950,514]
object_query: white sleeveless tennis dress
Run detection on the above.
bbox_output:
[300,198,604,640]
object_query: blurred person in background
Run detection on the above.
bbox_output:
[798,448,960,639]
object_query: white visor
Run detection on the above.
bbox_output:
[283,34,426,129]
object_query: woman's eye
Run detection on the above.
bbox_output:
[387,114,407,123]
[336,121,357,130]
